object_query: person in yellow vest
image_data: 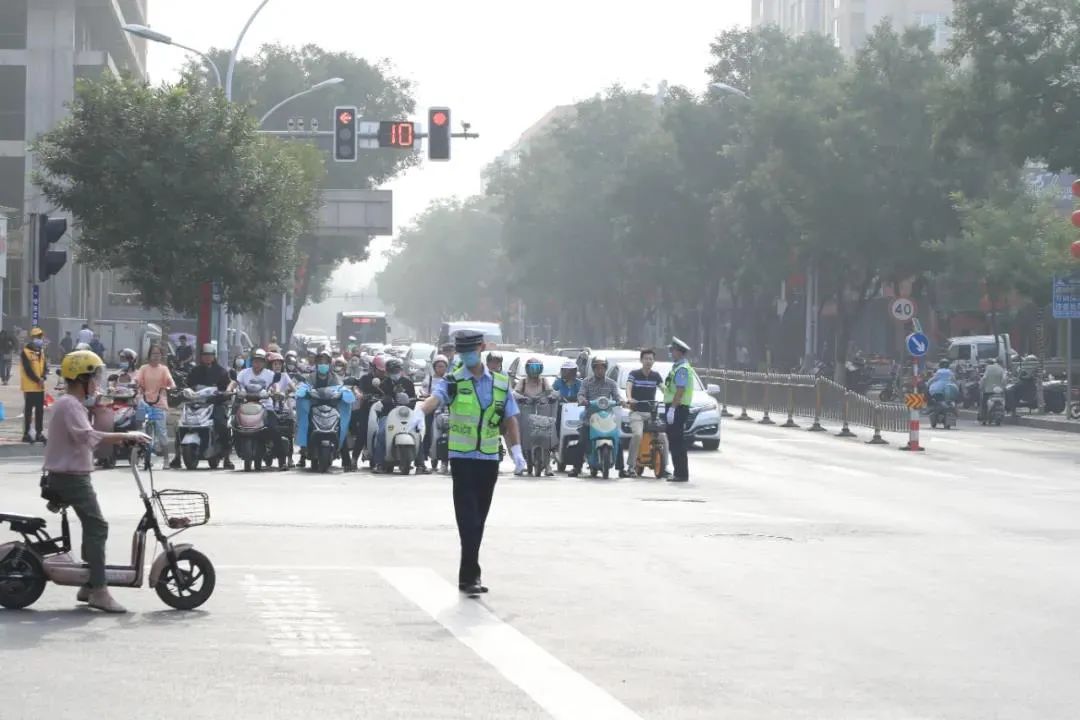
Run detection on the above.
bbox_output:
[409,331,527,596]
[664,337,698,483]
[21,327,48,444]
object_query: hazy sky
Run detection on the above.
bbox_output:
[147,1,749,287]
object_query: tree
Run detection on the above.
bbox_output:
[185,43,418,333]
[376,198,506,337]
[948,0,1080,173]
[34,74,322,317]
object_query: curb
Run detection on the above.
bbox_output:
[0,443,44,459]
[956,409,1080,435]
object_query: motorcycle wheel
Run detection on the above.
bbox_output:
[243,459,252,472]
[155,548,216,610]
[532,448,543,477]
[0,546,46,609]
[181,444,199,470]
[316,445,333,474]
[600,446,612,479]
[396,447,413,475]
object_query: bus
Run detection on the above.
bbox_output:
[337,311,389,349]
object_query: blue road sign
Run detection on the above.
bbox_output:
[906,332,928,357]
[1052,275,1080,319]
[31,284,39,328]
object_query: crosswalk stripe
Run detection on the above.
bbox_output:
[380,566,644,720]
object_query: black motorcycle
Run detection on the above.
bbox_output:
[1006,372,1066,414]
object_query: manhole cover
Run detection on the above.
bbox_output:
[704,532,794,541]
[639,497,707,503]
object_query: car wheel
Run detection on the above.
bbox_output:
[701,439,720,451]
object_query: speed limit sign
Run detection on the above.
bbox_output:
[890,297,916,321]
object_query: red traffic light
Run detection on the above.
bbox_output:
[338,110,354,125]
[1073,179,1080,198]
[432,111,448,127]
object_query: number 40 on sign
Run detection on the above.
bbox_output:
[890,298,916,321]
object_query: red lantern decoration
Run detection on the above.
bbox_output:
[1071,240,1080,259]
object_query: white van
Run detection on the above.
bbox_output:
[945,334,1015,368]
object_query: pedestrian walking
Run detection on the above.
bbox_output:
[664,337,698,483]
[21,327,48,443]
[408,331,527,596]
[76,323,93,346]
[89,334,106,361]
[59,330,74,356]
[0,327,16,385]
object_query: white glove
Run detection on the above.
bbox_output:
[407,408,426,434]
[666,407,675,425]
[510,444,527,475]
[127,431,153,445]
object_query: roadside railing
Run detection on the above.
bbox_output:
[699,368,909,445]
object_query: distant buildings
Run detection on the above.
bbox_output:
[750,0,955,56]
[0,0,150,329]
[496,104,578,168]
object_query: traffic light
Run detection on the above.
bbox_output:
[333,106,357,162]
[38,213,68,282]
[428,107,450,161]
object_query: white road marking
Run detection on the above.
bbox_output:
[242,574,370,657]
[380,566,644,720]
[815,464,875,479]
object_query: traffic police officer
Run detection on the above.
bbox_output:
[410,331,527,595]
[664,337,698,483]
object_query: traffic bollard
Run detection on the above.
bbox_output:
[899,407,925,451]
[720,372,733,417]
[808,379,825,432]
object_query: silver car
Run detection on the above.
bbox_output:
[608,361,721,450]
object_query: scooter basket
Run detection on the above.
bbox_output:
[154,489,210,529]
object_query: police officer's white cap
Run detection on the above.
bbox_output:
[669,337,690,353]
[201,343,216,355]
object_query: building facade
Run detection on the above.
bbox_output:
[0,0,149,329]
[750,0,954,56]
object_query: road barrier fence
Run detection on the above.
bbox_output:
[700,369,910,445]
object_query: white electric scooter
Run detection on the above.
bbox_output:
[0,448,216,610]
[366,392,421,475]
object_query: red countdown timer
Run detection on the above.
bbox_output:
[378,120,415,149]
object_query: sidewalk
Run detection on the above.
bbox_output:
[956,407,1080,434]
[0,368,53,458]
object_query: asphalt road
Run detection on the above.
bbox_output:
[2,419,1079,720]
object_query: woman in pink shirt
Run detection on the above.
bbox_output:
[135,345,175,468]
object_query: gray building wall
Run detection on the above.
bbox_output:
[0,0,147,329]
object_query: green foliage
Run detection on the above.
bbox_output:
[33,74,322,316]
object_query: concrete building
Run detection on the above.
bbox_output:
[750,0,954,56]
[0,0,149,329]
[495,104,577,168]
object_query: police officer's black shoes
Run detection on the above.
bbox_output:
[169,456,181,469]
[667,476,688,483]
[459,580,488,596]
[223,459,236,471]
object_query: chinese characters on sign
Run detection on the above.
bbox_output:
[1051,275,1080,319]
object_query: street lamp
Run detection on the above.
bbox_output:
[122,24,223,88]
[258,77,345,127]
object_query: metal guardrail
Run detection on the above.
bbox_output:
[700,368,909,445]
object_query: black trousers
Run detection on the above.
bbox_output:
[666,405,690,480]
[24,391,44,437]
[451,458,499,585]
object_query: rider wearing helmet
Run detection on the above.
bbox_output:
[169,343,234,470]
[486,351,503,374]
[574,354,626,478]
[419,354,451,473]
[297,350,342,470]
[42,351,151,613]
[333,356,348,377]
[371,356,419,473]
[553,360,581,401]
[284,350,299,375]
[575,347,592,380]
[515,357,551,399]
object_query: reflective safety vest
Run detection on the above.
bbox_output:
[447,368,509,456]
[663,361,697,406]
[20,347,46,393]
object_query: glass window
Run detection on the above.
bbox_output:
[0,0,27,50]
[976,343,1000,360]
[0,67,26,141]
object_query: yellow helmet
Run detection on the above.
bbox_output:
[30,327,44,338]
[61,350,105,381]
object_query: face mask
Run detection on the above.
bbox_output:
[389,372,401,381]
[317,363,331,375]
[31,339,43,349]
[461,351,481,368]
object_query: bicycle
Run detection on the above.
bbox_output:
[138,392,170,471]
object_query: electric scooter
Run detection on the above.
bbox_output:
[631,400,668,478]
[176,386,233,470]
[233,383,274,472]
[91,383,138,469]
[517,393,558,477]
[0,447,216,610]
[586,396,621,479]
[368,393,420,474]
[555,401,582,474]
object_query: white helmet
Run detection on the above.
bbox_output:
[253,348,268,360]
[201,343,216,355]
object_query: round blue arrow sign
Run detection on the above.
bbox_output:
[906,332,929,357]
